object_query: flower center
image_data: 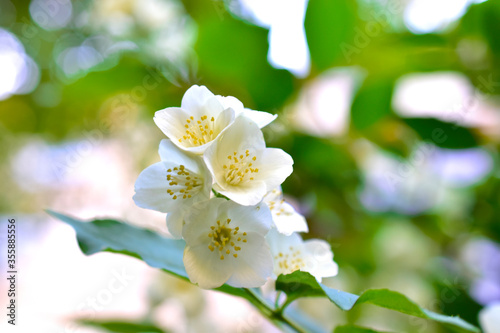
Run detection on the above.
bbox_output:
[223,150,259,185]
[207,219,248,260]
[166,164,203,200]
[275,246,305,274]
[178,115,216,147]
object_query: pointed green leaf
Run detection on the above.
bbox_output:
[403,118,478,149]
[78,320,166,333]
[46,210,248,299]
[334,325,393,333]
[276,270,358,309]
[276,271,480,333]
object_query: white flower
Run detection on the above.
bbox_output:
[204,116,293,206]
[267,229,338,282]
[154,85,276,154]
[154,85,233,154]
[479,302,500,333]
[133,139,212,238]
[263,187,308,235]
[182,198,273,289]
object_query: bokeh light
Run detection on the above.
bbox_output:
[0,29,40,101]
[1,0,499,332]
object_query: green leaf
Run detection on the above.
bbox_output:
[46,210,248,299]
[334,325,393,333]
[304,0,358,70]
[47,211,325,333]
[276,271,358,310]
[351,77,394,130]
[194,12,294,111]
[276,271,480,333]
[403,118,479,149]
[79,320,167,333]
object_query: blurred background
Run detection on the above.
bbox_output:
[0,0,499,332]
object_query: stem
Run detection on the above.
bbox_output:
[212,189,230,200]
[243,288,307,333]
[275,290,283,309]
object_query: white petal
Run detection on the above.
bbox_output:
[202,140,224,185]
[179,141,213,154]
[133,161,208,213]
[254,148,294,191]
[216,95,244,112]
[212,116,266,159]
[181,85,215,115]
[134,141,211,215]
[201,96,226,119]
[226,233,273,288]
[266,230,304,277]
[263,186,283,203]
[213,181,267,206]
[216,94,277,128]
[133,162,174,213]
[154,107,220,154]
[264,187,308,235]
[204,117,268,205]
[267,229,302,256]
[479,303,500,333]
[182,198,224,245]
[214,107,236,136]
[183,199,273,288]
[181,85,225,121]
[166,209,185,239]
[155,87,228,154]
[273,202,309,235]
[309,261,339,283]
[154,107,189,149]
[223,200,273,235]
[240,110,277,128]
[158,139,201,174]
[183,245,232,289]
[303,239,338,281]
[159,140,214,202]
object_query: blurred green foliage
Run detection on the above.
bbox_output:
[79,320,167,333]
[1,0,500,331]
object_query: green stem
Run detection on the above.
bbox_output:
[212,189,230,200]
[243,288,307,333]
[275,290,283,309]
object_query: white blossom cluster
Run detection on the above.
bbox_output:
[134,85,338,289]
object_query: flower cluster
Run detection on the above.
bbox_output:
[134,85,338,288]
